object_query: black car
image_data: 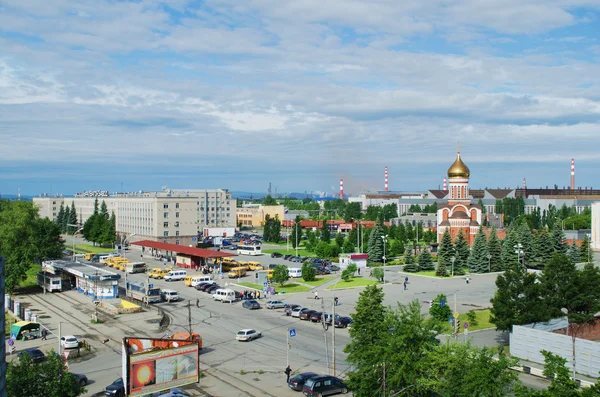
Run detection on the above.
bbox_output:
[200,283,217,292]
[18,348,46,363]
[205,285,220,294]
[268,264,278,270]
[242,299,261,310]
[75,373,88,387]
[195,282,212,290]
[284,254,294,260]
[271,252,283,258]
[288,371,319,391]
[326,265,341,272]
[310,311,324,322]
[284,304,302,316]
[299,309,317,321]
[316,267,331,275]
[302,375,349,396]
[104,377,125,396]
[327,315,353,328]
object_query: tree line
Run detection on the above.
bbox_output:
[79,198,116,246]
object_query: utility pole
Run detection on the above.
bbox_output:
[331,296,336,376]
[320,298,330,372]
[188,300,193,341]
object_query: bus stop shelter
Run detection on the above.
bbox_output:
[131,240,237,270]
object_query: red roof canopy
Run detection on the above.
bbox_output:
[350,254,369,260]
[131,240,237,259]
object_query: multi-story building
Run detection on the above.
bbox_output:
[236,204,285,227]
[33,188,236,246]
[593,202,600,252]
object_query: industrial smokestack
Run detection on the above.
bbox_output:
[523,177,527,190]
[384,166,389,192]
[339,178,344,200]
[443,177,447,190]
[571,158,575,190]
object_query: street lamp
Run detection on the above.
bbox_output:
[121,233,137,254]
[514,243,524,266]
[561,308,576,380]
[67,224,84,261]
[381,235,388,283]
[331,277,342,376]
[451,256,456,277]
[487,254,492,273]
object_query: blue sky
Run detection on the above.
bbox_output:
[1,0,599,197]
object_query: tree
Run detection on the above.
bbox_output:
[467,228,489,273]
[100,200,108,218]
[314,241,329,258]
[429,293,452,322]
[490,261,543,332]
[301,262,316,282]
[62,204,70,234]
[388,239,404,257]
[55,203,65,230]
[567,241,581,264]
[343,202,362,222]
[335,232,344,248]
[271,264,290,286]
[342,239,355,253]
[534,230,555,269]
[371,267,384,282]
[7,349,86,397]
[453,229,469,275]
[487,227,503,271]
[580,235,592,263]
[290,216,302,248]
[344,285,387,396]
[262,195,277,205]
[517,221,534,267]
[67,201,78,234]
[418,247,434,271]
[367,217,385,263]
[341,263,357,281]
[552,228,567,254]
[320,219,331,243]
[396,223,407,243]
[403,249,419,271]
[107,211,117,246]
[437,229,454,267]
[263,214,272,241]
[33,218,65,263]
[500,227,520,269]
[271,215,281,243]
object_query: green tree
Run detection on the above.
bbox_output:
[396,223,407,243]
[62,204,70,234]
[271,215,281,243]
[262,195,277,205]
[33,218,65,263]
[552,228,567,254]
[437,229,454,267]
[343,202,362,222]
[418,247,434,271]
[467,228,490,273]
[490,261,543,332]
[271,264,290,286]
[500,227,520,269]
[453,229,469,275]
[567,241,581,264]
[320,219,331,243]
[403,249,418,272]
[381,203,398,222]
[534,230,555,269]
[364,205,380,221]
[314,241,329,258]
[344,285,387,396]
[263,214,272,241]
[7,349,86,397]
[388,239,404,257]
[429,293,452,322]
[342,239,355,253]
[517,221,534,267]
[301,262,316,282]
[335,232,344,248]
[371,267,384,282]
[580,235,591,263]
[341,263,357,281]
[107,211,117,246]
[67,201,78,234]
[366,217,385,263]
[55,203,65,230]
[487,226,503,271]
[290,216,302,248]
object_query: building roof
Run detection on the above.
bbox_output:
[450,211,469,219]
[428,190,447,199]
[447,151,470,178]
[131,240,236,258]
[486,189,513,199]
[350,254,369,260]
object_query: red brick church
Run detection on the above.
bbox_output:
[437,150,483,246]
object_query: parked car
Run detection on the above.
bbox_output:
[310,311,324,322]
[300,309,317,321]
[228,245,238,250]
[199,282,217,292]
[302,375,349,396]
[284,254,293,260]
[236,329,262,341]
[288,371,319,391]
[104,377,125,396]
[75,373,88,387]
[242,299,261,310]
[327,315,353,328]
[326,265,341,272]
[271,252,283,258]
[266,300,286,309]
[268,264,278,270]
[284,304,302,316]
[291,307,306,318]
[195,282,212,290]
[205,285,220,294]
[60,335,79,349]
[18,348,45,363]
[316,267,331,275]
[291,256,303,262]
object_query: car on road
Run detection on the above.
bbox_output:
[292,307,309,318]
[326,265,341,272]
[161,289,179,302]
[104,377,125,396]
[310,311,324,322]
[300,309,317,321]
[60,335,79,349]
[228,245,238,250]
[75,373,88,387]
[199,282,217,292]
[327,315,353,328]
[18,348,46,363]
[284,304,302,316]
[284,254,293,260]
[242,299,261,310]
[302,375,349,396]
[288,371,319,391]
[205,285,220,294]
[271,252,283,258]
[266,300,286,309]
[236,329,262,341]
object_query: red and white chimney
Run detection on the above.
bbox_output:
[443,177,447,190]
[339,178,344,200]
[571,158,575,190]
[384,166,389,192]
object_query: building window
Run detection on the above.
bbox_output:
[164,222,169,228]
[164,231,169,237]
[164,212,169,218]
[163,203,169,209]
[176,231,180,236]
[176,239,180,245]
[176,212,180,218]
[175,222,179,227]
[176,203,180,209]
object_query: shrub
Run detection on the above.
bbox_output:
[466,309,479,326]
[403,263,420,272]
[301,262,316,282]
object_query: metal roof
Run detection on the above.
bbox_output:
[43,260,121,281]
[131,240,237,258]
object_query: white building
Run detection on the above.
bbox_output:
[339,253,369,270]
[592,202,600,252]
[33,189,236,246]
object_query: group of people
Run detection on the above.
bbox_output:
[242,290,261,300]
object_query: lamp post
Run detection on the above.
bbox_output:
[67,224,84,261]
[331,277,342,376]
[514,243,524,266]
[561,308,576,380]
[451,256,456,277]
[487,254,492,273]
[121,233,137,255]
[381,235,388,283]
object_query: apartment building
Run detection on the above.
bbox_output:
[33,189,236,246]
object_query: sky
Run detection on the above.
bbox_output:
[1,0,600,197]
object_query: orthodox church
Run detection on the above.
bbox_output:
[436,150,482,246]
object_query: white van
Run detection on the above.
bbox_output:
[289,268,302,278]
[213,288,236,303]
[161,289,179,302]
[99,255,111,264]
[126,262,147,274]
[191,275,212,287]
[164,270,187,282]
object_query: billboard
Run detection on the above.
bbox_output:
[122,337,199,397]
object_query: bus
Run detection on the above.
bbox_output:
[37,271,64,292]
[237,245,262,256]
[125,262,146,274]
[126,281,162,304]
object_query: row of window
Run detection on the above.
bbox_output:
[163,222,180,228]
[199,207,230,211]
[163,212,181,218]
[163,231,181,237]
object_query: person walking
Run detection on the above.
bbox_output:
[196,298,200,308]
[403,281,407,291]
[466,276,470,284]
[334,296,339,306]
[41,328,47,340]
[314,291,319,300]
[285,365,292,383]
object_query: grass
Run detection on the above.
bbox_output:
[442,309,494,333]
[326,278,380,290]
[20,263,42,289]
[236,281,311,293]
[302,276,336,287]
[73,244,112,254]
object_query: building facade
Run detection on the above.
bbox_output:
[593,202,600,252]
[33,189,236,246]
[236,204,285,227]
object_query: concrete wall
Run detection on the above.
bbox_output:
[593,202,600,252]
[510,324,600,378]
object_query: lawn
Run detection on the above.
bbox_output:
[73,244,112,254]
[442,309,494,333]
[20,263,42,289]
[261,247,315,257]
[326,278,380,290]
[236,281,311,293]
[302,276,336,287]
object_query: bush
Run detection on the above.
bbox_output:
[403,263,420,272]
[371,267,384,281]
[341,268,353,281]
[301,262,316,282]
[429,293,452,322]
[436,263,448,277]
[272,265,290,286]
[466,310,479,326]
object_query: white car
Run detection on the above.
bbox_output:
[266,300,286,309]
[291,307,304,318]
[236,329,262,342]
[60,335,79,349]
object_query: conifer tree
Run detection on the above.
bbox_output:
[403,248,419,272]
[437,229,454,269]
[367,217,385,263]
[567,242,581,264]
[263,214,272,241]
[517,222,534,267]
[290,216,302,249]
[552,228,567,254]
[487,226,502,271]
[62,204,70,234]
[453,229,469,273]
[418,247,434,271]
[580,236,592,263]
[67,202,78,234]
[435,261,448,277]
[320,218,331,243]
[100,200,108,218]
[107,211,117,246]
[535,230,555,269]
[467,228,490,273]
[55,203,65,229]
[500,227,519,269]
[93,198,99,215]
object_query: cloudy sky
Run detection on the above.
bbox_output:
[1,0,599,197]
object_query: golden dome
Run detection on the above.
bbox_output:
[447,151,470,178]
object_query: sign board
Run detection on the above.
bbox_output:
[464,322,469,329]
[192,237,197,242]
[440,299,445,307]
[10,333,16,340]
[263,282,269,288]
[7,339,14,346]
[453,312,459,318]
[149,284,154,288]
[464,328,468,335]
[289,329,296,337]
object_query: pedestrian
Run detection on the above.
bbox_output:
[41,328,47,340]
[403,281,407,291]
[334,296,339,306]
[196,298,199,308]
[314,291,319,300]
[257,290,261,300]
[466,276,470,284]
[357,267,360,275]
[405,276,409,284]
[285,365,292,383]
